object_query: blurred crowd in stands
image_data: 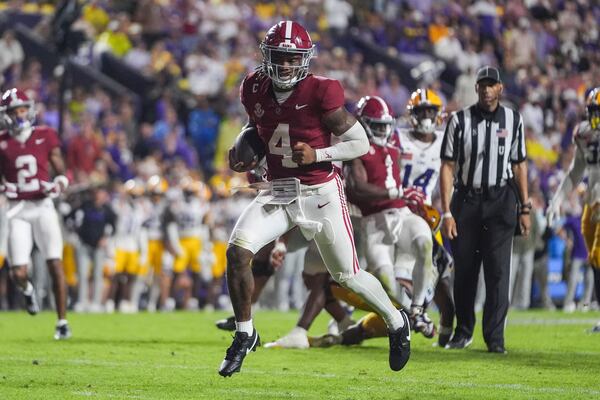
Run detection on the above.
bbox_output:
[0,0,599,313]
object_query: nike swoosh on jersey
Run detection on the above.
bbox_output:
[317,202,330,209]
[35,139,45,144]
[295,104,308,110]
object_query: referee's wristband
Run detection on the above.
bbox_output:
[442,212,453,219]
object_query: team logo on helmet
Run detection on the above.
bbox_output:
[407,89,444,134]
[260,21,315,90]
[355,96,395,146]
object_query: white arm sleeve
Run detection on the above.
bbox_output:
[551,144,586,208]
[315,121,369,162]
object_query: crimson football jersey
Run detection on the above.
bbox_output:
[348,142,405,216]
[240,71,345,185]
[0,126,61,200]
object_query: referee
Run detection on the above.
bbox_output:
[439,66,530,354]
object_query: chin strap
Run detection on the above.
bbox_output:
[13,127,33,143]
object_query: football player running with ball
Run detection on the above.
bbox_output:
[547,87,600,333]
[219,21,410,377]
[0,88,71,339]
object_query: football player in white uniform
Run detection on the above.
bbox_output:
[107,179,148,313]
[547,87,600,332]
[165,177,212,309]
[394,88,454,342]
[143,176,171,312]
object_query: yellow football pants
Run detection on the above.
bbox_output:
[330,283,402,339]
[114,250,140,274]
[173,237,202,274]
[582,204,600,269]
[62,244,77,286]
[212,240,227,279]
[145,240,165,275]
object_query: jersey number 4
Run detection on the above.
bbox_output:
[15,154,40,192]
[268,124,298,168]
[402,165,434,194]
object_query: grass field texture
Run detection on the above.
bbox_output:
[0,310,599,399]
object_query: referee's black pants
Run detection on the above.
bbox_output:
[450,185,518,347]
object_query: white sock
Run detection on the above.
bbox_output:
[57,319,68,327]
[236,319,254,335]
[291,326,307,336]
[23,281,34,296]
[411,236,434,306]
[340,269,404,330]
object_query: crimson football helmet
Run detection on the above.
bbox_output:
[355,96,395,146]
[260,21,315,90]
[0,88,36,136]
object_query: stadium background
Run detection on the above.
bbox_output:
[0,0,598,314]
[1,2,600,399]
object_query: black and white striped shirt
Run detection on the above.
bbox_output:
[440,104,526,189]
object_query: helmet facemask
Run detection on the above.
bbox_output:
[3,104,36,139]
[410,106,440,134]
[363,118,394,146]
[260,45,314,90]
[588,105,600,130]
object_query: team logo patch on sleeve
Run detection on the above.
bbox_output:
[254,103,265,118]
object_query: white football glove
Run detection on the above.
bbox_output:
[269,241,287,269]
[40,175,69,199]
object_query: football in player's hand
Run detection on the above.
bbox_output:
[230,126,265,172]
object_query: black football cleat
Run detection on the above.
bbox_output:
[388,310,411,371]
[445,335,473,349]
[487,343,507,354]
[218,329,260,377]
[215,315,236,331]
[24,292,40,316]
[54,323,72,340]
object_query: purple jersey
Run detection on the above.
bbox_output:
[349,142,406,216]
[240,71,345,185]
[0,126,60,200]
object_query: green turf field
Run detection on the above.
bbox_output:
[0,310,599,399]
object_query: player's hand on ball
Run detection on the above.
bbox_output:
[228,147,257,173]
[292,142,317,165]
